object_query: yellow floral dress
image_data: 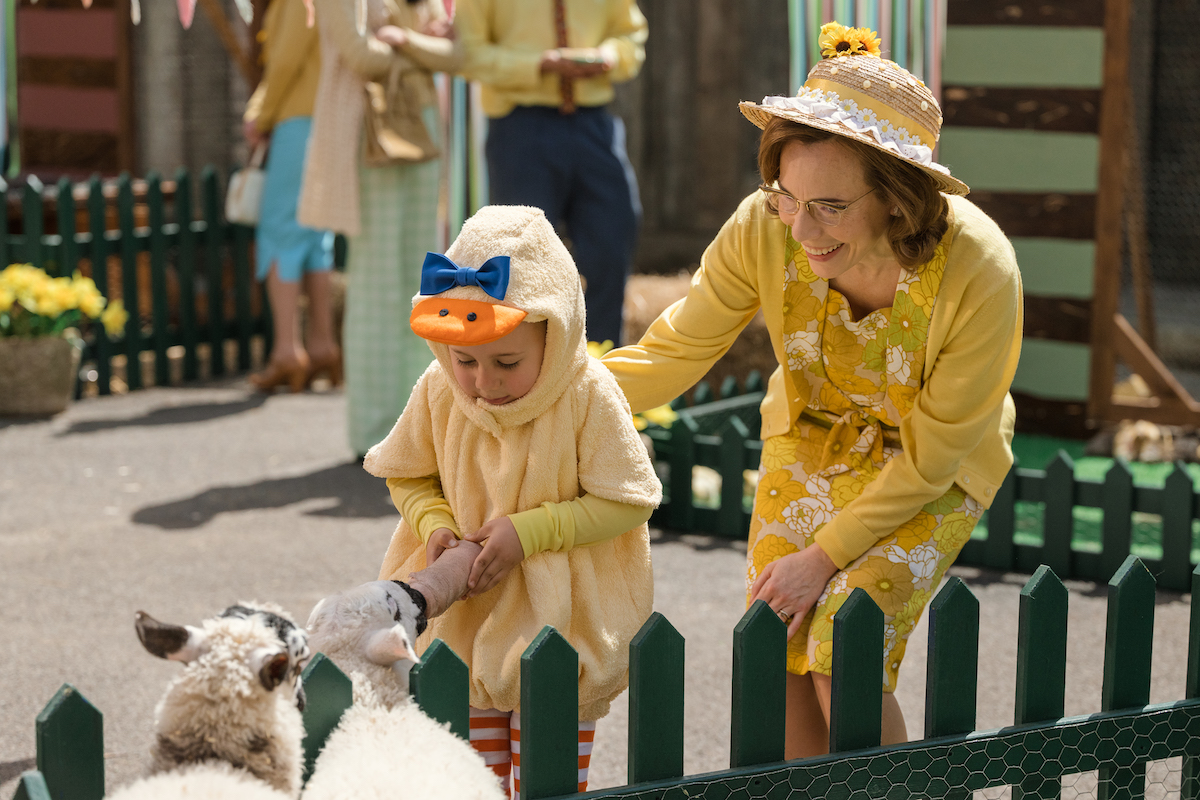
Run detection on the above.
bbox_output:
[747,231,984,692]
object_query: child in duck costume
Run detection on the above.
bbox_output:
[364,205,661,793]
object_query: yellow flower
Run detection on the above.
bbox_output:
[72,272,106,318]
[809,638,835,674]
[846,555,915,616]
[761,434,799,471]
[829,472,866,507]
[861,333,887,373]
[893,510,937,550]
[886,383,918,416]
[932,511,979,555]
[586,339,614,358]
[0,285,14,313]
[848,27,882,57]
[808,602,838,643]
[782,282,821,330]
[818,22,860,58]
[751,533,800,574]
[101,298,129,336]
[823,324,864,373]
[755,469,806,522]
[923,486,968,516]
[792,425,828,470]
[634,404,678,431]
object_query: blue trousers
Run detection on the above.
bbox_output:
[485,105,640,345]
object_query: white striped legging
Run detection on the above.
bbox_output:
[468,707,596,797]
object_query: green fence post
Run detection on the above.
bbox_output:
[86,176,111,395]
[409,639,470,740]
[720,375,739,399]
[1099,556,1155,800]
[1185,564,1200,800]
[985,462,1017,572]
[731,600,786,767]
[666,416,698,532]
[201,166,226,376]
[175,169,199,382]
[693,381,714,406]
[1101,460,1135,584]
[745,370,764,393]
[925,576,978,738]
[830,588,883,753]
[520,626,579,800]
[1042,452,1076,578]
[12,771,52,800]
[230,220,254,371]
[628,612,685,783]
[1161,463,1194,593]
[35,684,104,800]
[55,177,77,277]
[117,174,141,390]
[22,175,44,269]
[718,415,751,538]
[1015,565,1068,725]
[0,181,9,268]
[300,653,353,781]
[146,173,170,387]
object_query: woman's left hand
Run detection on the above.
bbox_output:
[749,543,839,641]
[375,25,409,48]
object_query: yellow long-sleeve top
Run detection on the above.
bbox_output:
[244,0,322,133]
[602,192,1023,569]
[388,476,652,555]
[454,0,648,118]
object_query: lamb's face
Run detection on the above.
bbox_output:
[306,581,425,684]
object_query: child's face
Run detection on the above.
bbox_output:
[448,321,547,406]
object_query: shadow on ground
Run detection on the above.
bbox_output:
[132,461,392,529]
[56,394,269,436]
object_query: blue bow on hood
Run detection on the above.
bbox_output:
[419,252,511,300]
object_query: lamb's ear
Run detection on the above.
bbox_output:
[306,596,328,629]
[135,611,207,663]
[251,648,291,693]
[363,625,421,668]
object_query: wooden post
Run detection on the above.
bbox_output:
[730,600,786,767]
[299,654,353,781]
[519,627,579,800]
[628,613,685,783]
[409,639,470,740]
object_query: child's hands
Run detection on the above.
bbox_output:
[463,517,524,597]
[426,527,459,566]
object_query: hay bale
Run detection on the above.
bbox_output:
[622,272,777,401]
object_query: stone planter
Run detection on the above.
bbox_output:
[0,336,81,416]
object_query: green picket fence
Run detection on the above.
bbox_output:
[2,171,353,397]
[17,557,1200,800]
[647,377,1200,592]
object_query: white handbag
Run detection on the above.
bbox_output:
[225,143,267,225]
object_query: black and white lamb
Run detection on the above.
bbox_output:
[115,602,311,798]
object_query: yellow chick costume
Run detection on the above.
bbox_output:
[365,206,661,720]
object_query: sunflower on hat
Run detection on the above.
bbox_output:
[818,22,882,59]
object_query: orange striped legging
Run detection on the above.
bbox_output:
[469,707,596,797]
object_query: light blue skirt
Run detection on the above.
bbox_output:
[256,116,334,282]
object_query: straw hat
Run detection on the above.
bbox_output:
[739,22,968,196]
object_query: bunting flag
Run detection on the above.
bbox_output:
[178,0,196,28]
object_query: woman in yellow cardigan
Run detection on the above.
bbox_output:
[602,23,1023,758]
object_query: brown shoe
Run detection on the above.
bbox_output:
[306,348,343,389]
[249,354,310,394]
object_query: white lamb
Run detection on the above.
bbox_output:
[301,682,504,800]
[113,602,311,798]
[302,566,504,800]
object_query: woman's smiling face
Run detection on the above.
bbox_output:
[776,139,896,280]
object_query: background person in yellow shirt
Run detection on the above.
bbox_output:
[454,0,648,347]
[602,24,1022,759]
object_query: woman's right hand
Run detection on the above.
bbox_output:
[242,119,266,148]
[749,543,839,641]
[375,24,409,49]
[425,527,459,566]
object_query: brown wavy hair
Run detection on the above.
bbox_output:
[757,116,949,269]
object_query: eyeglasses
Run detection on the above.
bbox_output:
[759,183,876,227]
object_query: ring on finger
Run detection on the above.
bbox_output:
[777,609,792,624]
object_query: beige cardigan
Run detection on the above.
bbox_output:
[298,0,461,235]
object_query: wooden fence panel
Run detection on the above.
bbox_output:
[1043,453,1076,576]
[299,653,353,781]
[667,417,698,532]
[201,167,226,377]
[718,416,752,536]
[986,460,1018,572]
[1100,461,1135,584]
[175,169,200,383]
[628,612,685,783]
[12,771,52,800]
[830,588,883,753]
[147,174,171,388]
[1187,565,1200,800]
[409,638,470,740]
[23,178,44,268]
[1100,556,1155,800]
[1162,464,1195,593]
[116,175,141,390]
[1013,565,1068,800]
[925,576,979,739]
[86,176,112,395]
[35,684,103,800]
[55,177,78,277]
[231,221,254,372]
[520,626,579,800]
[731,600,786,768]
